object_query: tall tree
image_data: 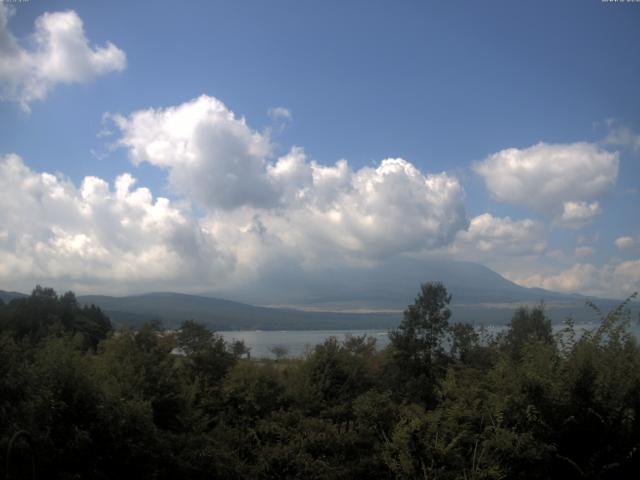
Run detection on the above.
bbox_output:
[388,282,452,405]
[503,304,553,359]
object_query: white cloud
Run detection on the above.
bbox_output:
[511,260,640,299]
[613,260,640,296]
[604,125,640,152]
[515,264,601,295]
[450,213,546,257]
[615,236,636,250]
[268,106,292,121]
[0,5,126,110]
[558,201,601,228]
[0,154,232,294]
[113,95,469,262]
[473,142,618,225]
[1,94,469,291]
[203,156,468,271]
[321,158,467,257]
[112,95,276,210]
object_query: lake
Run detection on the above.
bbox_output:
[219,329,391,358]
[220,322,640,358]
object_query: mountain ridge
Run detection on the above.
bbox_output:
[209,258,588,309]
[2,259,632,329]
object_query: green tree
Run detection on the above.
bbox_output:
[0,286,111,348]
[387,282,452,405]
[449,322,478,363]
[177,319,214,355]
[303,335,379,419]
[502,304,553,359]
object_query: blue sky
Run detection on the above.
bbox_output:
[1,0,639,300]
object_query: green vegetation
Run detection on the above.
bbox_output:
[1,284,639,479]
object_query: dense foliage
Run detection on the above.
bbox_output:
[1,284,639,479]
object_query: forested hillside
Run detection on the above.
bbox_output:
[1,284,639,479]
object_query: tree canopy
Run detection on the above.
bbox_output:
[1,285,639,479]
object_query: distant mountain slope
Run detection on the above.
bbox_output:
[4,259,634,330]
[212,257,585,309]
[77,293,400,330]
[76,291,633,331]
[0,290,28,303]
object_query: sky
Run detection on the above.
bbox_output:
[0,0,639,300]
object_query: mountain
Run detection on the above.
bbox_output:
[211,257,585,309]
[3,259,634,329]
[76,292,400,330]
[74,258,634,329]
[213,257,635,326]
[0,290,28,303]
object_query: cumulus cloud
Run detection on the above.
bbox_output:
[558,201,601,228]
[516,264,602,295]
[473,142,618,225]
[512,260,640,299]
[450,213,546,257]
[316,158,467,257]
[0,5,126,110]
[614,236,636,250]
[112,95,276,210]
[113,95,469,262]
[0,154,232,293]
[613,260,640,296]
[1,95,469,291]
[206,158,467,272]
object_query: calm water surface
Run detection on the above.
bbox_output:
[220,329,391,358]
[220,322,640,359]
